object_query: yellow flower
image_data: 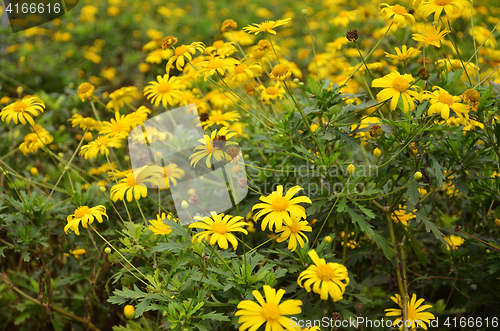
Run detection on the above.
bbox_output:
[385,46,421,61]
[124,305,135,319]
[166,42,205,73]
[69,114,102,131]
[80,135,123,159]
[298,250,350,301]
[235,285,302,331]
[379,3,415,27]
[110,166,162,202]
[372,71,421,113]
[0,96,45,126]
[195,55,240,81]
[391,204,417,226]
[65,205,108,235]
[19,125,54,155]
[204,40,237,57]
[470,25,497,48]
[69,248,86,258]
[228,62,262,84]
[221,19,237,32]
[99,111,134,137]
[329,10,358,27]
[444,235,465,250]
[189,211,248,250]
[145,48,174,64]
[189,127,238,168]
[412,25,450,47]
[126,106,151,128]
[418,0,470,22]
[161,163,185,189]
[258,82,286,104]
[106,87,141,111]
[201,110,241,129]
[78,82,95,102]
[148,213,176,235]
[385,293,435,330]
[252,185,312,231]
[242,18,291,35]
[144,75,186,108]
[223,30,255,46]
[270,64,292,81]
[276,216,312,252]
[424,86,469,120]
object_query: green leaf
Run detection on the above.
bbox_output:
[336,198,347,212]
[199,311,229,322]
[345,206,374,236]
[352,201,375,219]
[134,298,152,318]
[372,233,396,265]
[406,180,419,205]
[415,211,446,244]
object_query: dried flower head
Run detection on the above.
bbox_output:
[188,194,200,205]
[162,36,178,50]
[221,19,237,32]
[418,67,430,81]
[346,29,359,42]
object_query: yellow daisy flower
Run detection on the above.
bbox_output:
[201,110,241,129]
[126,106,151,128]
[418,0,470,22]
[99,111,135,137]
[297,250,350,301]
[235,285,302,331]
[19,124,54,155]
[80,135,123,159]
[166,42,205,73]
[161,163,185,189]
[144,74,186,108]
[204,40,238,57]
[276,216,312,252]
[444,235,465,250]
[0,96,45,126]
[106,86,141,112]
[145,48,174,64]
[372,71,421,113]
[470,25,497,48]
[257,81,286,104]
[110,167,162,202]
[252,185,312,231]
[188,127,238,168]
[69,114,102,131]
[385,46,421,61]
[379,3,416,27]
[65,205,108,235]
[77,82,95,102]
[269,64,292,81]
[195,55,240,81]
[412,25,450,47]
[391,204,417,226]
[228,62,262,84]
[148,212,176,235]
[385,293,435,330]
[242,17,291,35]
[329,10,358,27]
[69,248,86,258]
[188,211,248,250]
[223,30,255,46]
[424,86,469,120]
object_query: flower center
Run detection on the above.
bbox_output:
[126,174,137,186]
[13,101,28,113]
[261,303,281,321]
[259,21,275,31]
[438,92,454,105]
[435,0,452,5]
[78,83,92,95]
[288,221,302,233]
[96,136,110,146]
[212,135,227,149]
[175,45,188,57]
[271,64,290,78]
[316,264,336,281]
[271,197,289,212]
[157,82,171,93]
[266,86,279,95]
[207,59,224,69]
[407,305,417,320]
[234,64,247,74]
[392,4,407,15]
[74,206,90,218]
[210,221,229,234]
[392,76,409,92]
[257,40,271,50]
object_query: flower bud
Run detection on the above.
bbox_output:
[325,236,332,243]
[181,200,189,209]
[84,132,93,141]
[347,164,355,175]
[374,148,381,158]
[99,186,106,192]
[293,78,300,84]
[301,9,308,15]
[30,167,39,176]
[104,247,112,254]
[124,305,135,319]
[414,171,423,180]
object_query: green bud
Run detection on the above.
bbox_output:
[104,247,112,254]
